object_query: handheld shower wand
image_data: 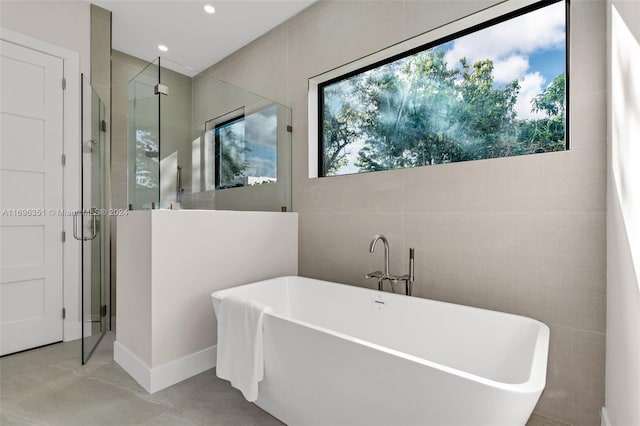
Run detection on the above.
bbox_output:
[408,248,415,296]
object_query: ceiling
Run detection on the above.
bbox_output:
[92,0,316,76]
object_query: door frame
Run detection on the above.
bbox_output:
[1,27,82,342]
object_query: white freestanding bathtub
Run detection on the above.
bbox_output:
[211,276,549,426]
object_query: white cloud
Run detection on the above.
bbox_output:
[442,2,564,120]
[444,2,565,71]
[246,156,276,178]
[245,106,277,148]
[492,54,529,83]
[514,72,547,120]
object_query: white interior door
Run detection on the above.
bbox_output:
[0,40,65,355]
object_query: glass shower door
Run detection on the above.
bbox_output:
[79,75,109,363]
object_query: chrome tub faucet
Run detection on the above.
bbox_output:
[365,234,415,295]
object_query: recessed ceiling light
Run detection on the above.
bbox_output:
[204,4,215,14]
[158,44,168,52]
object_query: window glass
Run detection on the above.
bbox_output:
[319,1,567,176]
[206,105,278,189]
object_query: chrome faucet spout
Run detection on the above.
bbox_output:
[369,234,390,276]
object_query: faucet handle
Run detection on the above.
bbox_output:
[385,273,406,282]
[365,270,384,279]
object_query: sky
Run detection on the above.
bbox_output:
[242,105,278,179]
[443,1,566,119]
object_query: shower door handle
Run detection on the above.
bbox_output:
[72,209,98,241]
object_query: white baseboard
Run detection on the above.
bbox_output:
[150,344,217,393]
[114,341,151,391]
[114,341,217,394]
[601,407,611,426]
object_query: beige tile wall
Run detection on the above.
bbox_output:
[199,0,606,424]
[0,1,91,78]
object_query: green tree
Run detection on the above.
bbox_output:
[355,50,465,171]
[217,124,249,188]
[517,73,566,153]
[454,58,520,159]
[322,84,362,175]
[532,73,565,117]
[321,50,565,175]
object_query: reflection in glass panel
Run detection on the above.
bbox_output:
[245,106,278,183]
[135,129,159,189]
[126,56,292,212]
[207,105,278,190]
[215,115,246,189]
[127,58,160,210]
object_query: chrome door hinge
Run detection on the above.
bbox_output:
[62,308,66,319]
[154,84,169,96]
[61,154,66,166]
[61,231,66,242]
[62,78,66,90]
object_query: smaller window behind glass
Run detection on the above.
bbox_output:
[205,105,279,190]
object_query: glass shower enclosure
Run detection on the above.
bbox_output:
[128,58,160,210]
[127,57,292,212]
[79,75,110,363]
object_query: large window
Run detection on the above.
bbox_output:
[318,0,568,177]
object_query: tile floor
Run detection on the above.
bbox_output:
[0,334,567,425]
[0,333,281,426]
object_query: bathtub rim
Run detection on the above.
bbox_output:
[211,275,549,394]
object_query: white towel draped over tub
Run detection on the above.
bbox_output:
[216,294,273,401]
